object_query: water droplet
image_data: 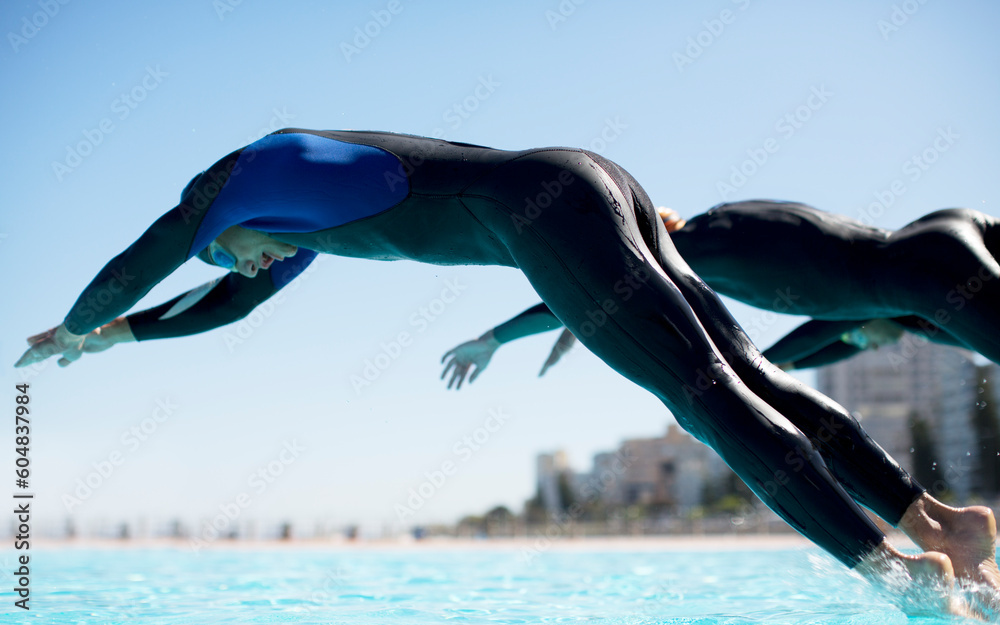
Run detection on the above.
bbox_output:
[909,447,915,453]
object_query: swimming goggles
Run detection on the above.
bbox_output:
[206,240,237,270]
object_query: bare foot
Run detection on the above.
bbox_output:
[899,494,1000,591]
[858,541,973,618]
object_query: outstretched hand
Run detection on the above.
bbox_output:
[15,319,133,368]
[539,328,577,377]
[440,332,501,390]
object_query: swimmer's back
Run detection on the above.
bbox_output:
[672,200,893,317]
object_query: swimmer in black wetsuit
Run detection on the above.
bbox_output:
[443,201,1000,376]
[14,130,994,602]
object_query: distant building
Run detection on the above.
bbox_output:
[536,451,570,513]
[610,425,728,511]
[817,338,997,500]
[539,424,728,515]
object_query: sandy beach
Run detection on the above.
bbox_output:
[27,531,921,552]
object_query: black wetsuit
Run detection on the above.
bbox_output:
[63,129,921,567]
[509,200,1000,362]
[676,201,1000,362]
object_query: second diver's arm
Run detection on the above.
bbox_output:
[775,340,865,371]
[762,319,871,369]
[440,303,564,389]
[125,251,317,341]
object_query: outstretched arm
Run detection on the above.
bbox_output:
[16,251,317,367]
[16,205,202,368]
[16,147,276,368]
[126,251,316,341]
[539,328,577,377]
[761,319,871,368]
[775,340,865,371]
[440,303,563,389]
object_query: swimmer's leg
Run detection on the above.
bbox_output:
[634,199,924,523]
[468,151,946,577]
[636,198,1000,592]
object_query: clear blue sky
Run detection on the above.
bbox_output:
[2,0,998,536]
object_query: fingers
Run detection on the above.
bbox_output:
[448,364,470,390]
[26,330,55,345]
[441,348,456,364]
[14,329,84,368]
[13,349,36,368]
[440,358,456,380]
[14,343,56,368]
[60,348,83,365]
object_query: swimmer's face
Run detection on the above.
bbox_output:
[214,226,299,278]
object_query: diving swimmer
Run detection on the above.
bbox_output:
[441,201,1000,379]
[14,130,998,604]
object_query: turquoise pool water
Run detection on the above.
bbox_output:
[0,546,988,624]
